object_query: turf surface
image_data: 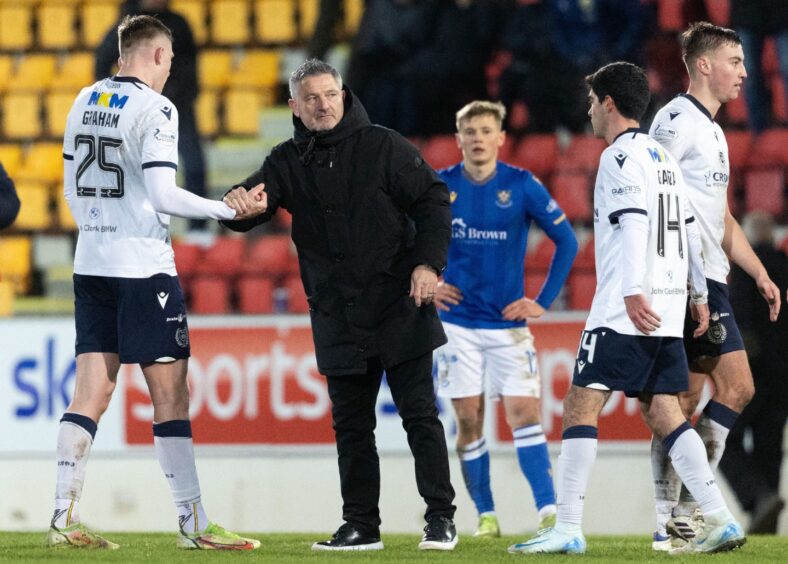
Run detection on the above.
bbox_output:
[0,532,785,562]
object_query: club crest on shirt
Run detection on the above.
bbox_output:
[450,191,457,203]
[496,189,512,209]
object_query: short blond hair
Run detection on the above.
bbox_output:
[455,100,506,131]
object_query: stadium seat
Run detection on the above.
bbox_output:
[7,54,57,93]
[749,129,788,166]
[0,55,14,94]
[524,271,546,298]
[13,182,52,231]
[568,271,596,310]
[421,135,461,170]
[224,88,262,135]
[81,1,121,48]
[344,0,363,35]
[0,144,23,177]
[45,91,76,138]
[237,275,275,313]
[512,134,558,179]
[55,187,77,230]
[772,75,786,123]
[196,90,220,137]
[551,172,592,222]
[229,50,280,89]
[254,0,297,44]
[51,52,94,93]
[723,90,748,125]
[195,236,246,276]
[172,241,203,279]
[243,234,295,276]
[38,3,78,50]
[528,235,556,271]
[762,37,779,75]
[284,274,309,313]
[498,135,515,164]
[299,0,319,39]
[0,236,32,293]
[17,143,64,184]
[725,130,753,171]
[573,237,595,271]
[658,0,685,32]
[190,276,231,314]
[704,0,730,26]
[198,50,234,89]
[211,0,251,46]
[2,94,42,139]
[555,135,606,173]
[0,4,33,50]
[172,0,209,45]
[744,168,784,216]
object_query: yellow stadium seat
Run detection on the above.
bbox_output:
[344,0,363,36]
[2,94,42,139]
[7,54,57,93]
[0,144,23,177]
[16,143,64,184]
[51,52,94,93]
[198,49,233,89]
[0,280,13,316]
[0,5,33,50]
[224,88,262,135]
[229,50,280,89]
[13,182,52,231]
[0,55,14,94]
[211,0,251,46]
[55,187,77,231]
[0,236,32,294]
[45,91,76,138]
[38,3,78,49]
[254,0,297,44]
[172,0,208,45]
[81,1,121,49]
[299,0,318,39]
[196,90,220,137]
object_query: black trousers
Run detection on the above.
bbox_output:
[326,352,456,531]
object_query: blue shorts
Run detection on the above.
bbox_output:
[683,279,744,363]
[572,328,689,397]
[74,273,190,364]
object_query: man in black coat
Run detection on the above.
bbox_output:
[222,59,457,551]
[0,162,19,229]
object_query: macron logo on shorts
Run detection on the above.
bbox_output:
[157,291,169,309]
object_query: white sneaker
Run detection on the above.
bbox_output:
[651,531,685,552]
[508,526,586,554]
[666,507,704,540]
[669,518,746,554]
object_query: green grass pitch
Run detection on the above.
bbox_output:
[0,532,786,563]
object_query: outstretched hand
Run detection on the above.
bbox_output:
[502,297,545,321]
[224,183,267,220]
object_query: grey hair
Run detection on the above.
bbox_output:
[289,59,342,98]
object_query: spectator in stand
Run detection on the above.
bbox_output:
[730,0,788,132]
[95,0,209,235]
[720,211,788,534]
[0,162,19,229]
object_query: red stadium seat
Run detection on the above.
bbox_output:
[498,135,515,163]
[658,0,685,32]
[242,234,294,276]
[421,135,461,170]
[703,0,730,26]
[725,130,753,171]
[555,135,606,173]
[237,275,274,314]
[723,91,748,125]
[172,242,203,279]
[524,272,546,298]
[744,168,784,216]
[195,236,245,275]
[573,237,595,271]
[749,129,788,166]
[568,271,596,310]
[191,276,231,314]
[772,75,786,123]
[528,236,556,271]
[284,275,309,313]
[512,134,558,178]
[763,37,779,75]
[551,172,592,222]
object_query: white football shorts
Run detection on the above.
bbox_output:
[435,321,541,399]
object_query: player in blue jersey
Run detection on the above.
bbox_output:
[434,101,578,537]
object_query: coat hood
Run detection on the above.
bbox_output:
[293,86,371,164]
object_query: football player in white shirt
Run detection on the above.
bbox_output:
[649,22,782,549]
[510,62,745,555]
[49,15,265,550]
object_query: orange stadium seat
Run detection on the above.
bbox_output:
[299,0,319,39]
[254,0,297,44]
[190,276,231,313]
[2,94,42,139]
[13,182,52,231]
[7,54,57,93]
[568,271,596,310]
[17,143,64,184]
[725,130,753,170]
[55,187,77,230]
[195,236,246,275]
[237,275,274,313]
[555,135,606,173]
[196,90,220,137]
[0,144,23,177]
[243,235,294,276]
[51,52,95,93]
[45,91,77,138]
[0,4,33,50]
[284,274,309,313]
[344,0,363,36]
[81,1,121,48]
[229,50,280,89]
[172,0,209,45]
[0,236,32,293]
[744,168,784,216]
[551,172,592,222]
[224,88,263,135]
[211,0,251,46]
[198,49,234,89]
[512,134,558,179]
[421,135,461,170]
[38,3,78,50]
[749,129,788,166]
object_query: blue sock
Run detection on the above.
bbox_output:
[458,437,494,514]
[514,424,556,511]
